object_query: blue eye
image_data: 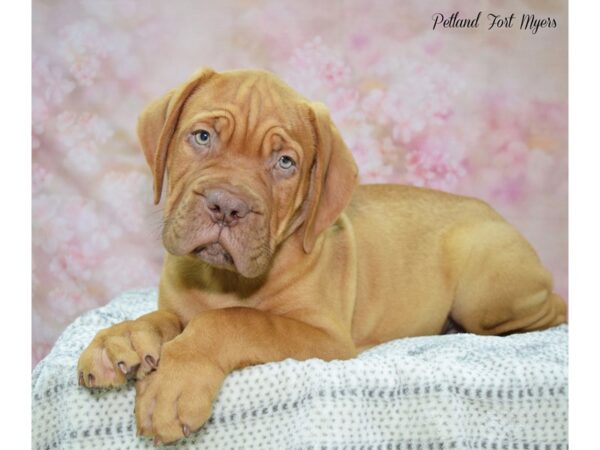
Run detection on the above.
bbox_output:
[192,130,211,146]
[278,155,295,170]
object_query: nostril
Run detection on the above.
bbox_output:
[202,188,250,223]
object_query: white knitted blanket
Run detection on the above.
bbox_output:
[32,289,568,450]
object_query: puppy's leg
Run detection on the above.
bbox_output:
[135,309,356,444]
[446,220,567,335]
[77,310,181,388]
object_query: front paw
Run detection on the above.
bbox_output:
[77,320,163,388]
[135,342,225,444]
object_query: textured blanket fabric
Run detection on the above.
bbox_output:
[32,289,568,450]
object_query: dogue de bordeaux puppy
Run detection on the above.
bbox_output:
[78,68,567,444]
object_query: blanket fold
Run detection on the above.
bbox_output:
[32,289,568,450]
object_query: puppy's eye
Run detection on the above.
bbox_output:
[277,155,295,170]
[191,129,211,146]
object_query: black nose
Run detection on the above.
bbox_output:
[202,188,250,225]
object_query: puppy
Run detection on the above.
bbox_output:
[78,68,567,444]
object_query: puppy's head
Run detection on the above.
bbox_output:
[138,68,357,278]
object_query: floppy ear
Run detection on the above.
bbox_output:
[302,102,358,253]
[137,67,215,204]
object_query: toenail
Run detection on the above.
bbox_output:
[118,361,128,374]
[182,424,190,437]
[153,436,162,446]
[87,373,95,387]
[145,355,157,369]
[78,372,84,386]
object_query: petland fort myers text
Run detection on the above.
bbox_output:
[432,11,557,34]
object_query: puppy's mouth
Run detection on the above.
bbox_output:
[191,242,235,268]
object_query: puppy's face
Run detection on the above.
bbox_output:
[138,69,357,278]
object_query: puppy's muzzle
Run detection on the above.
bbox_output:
[202,188,250,227]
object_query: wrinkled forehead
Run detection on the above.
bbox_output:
[179,70,314,151]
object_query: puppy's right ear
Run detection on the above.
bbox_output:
[137,67,215,204]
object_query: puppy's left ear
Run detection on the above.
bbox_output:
[302,102,358,253]
[137,67,215,204]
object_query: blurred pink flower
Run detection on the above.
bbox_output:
[98,171,151,233]
[96,255,160,298]
[80,0,139,21]
[237,3,306,61]
[32,163,52,195]
[58,20,107,86]
[45,281,98,324]
[342,122,394,183]
[33,195,122,275]
[32,55,75,148]
[33,54,76,105]
[477,92,566,205]
[53,111,114,174]
[55,111,113,146]
[285,37,356,103]
[31,96,48,142]
[404,133,467,191]
[368,58,463,145]
[289,37,350,82]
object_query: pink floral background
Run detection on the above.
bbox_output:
[32,0,568,366]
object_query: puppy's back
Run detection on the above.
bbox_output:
[345,184,503,232]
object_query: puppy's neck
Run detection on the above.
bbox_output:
[164,253,268,299]
[160,233,318,304]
